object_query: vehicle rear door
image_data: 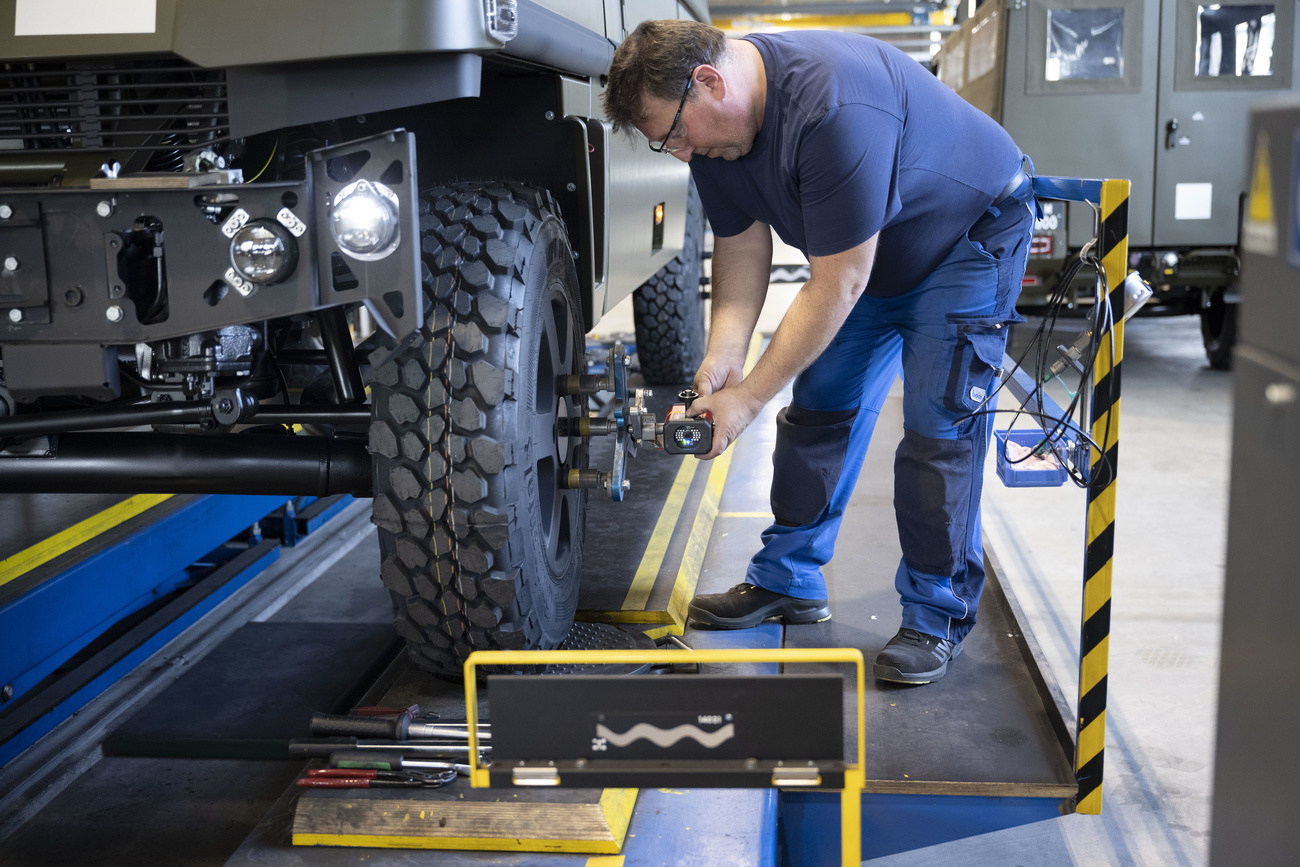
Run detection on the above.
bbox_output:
[1152,1,1298,247]
[1000,0,1160,248]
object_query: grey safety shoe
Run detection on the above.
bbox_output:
[688,582,831,629]
[873,628,963,684]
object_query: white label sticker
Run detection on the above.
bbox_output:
[15,0,156,36]
[1175,183,1213,221]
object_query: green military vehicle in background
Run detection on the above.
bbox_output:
[0,0,709,676]
[937,0,1298,368]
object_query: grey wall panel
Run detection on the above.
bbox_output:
[1210,347,1300,866]
[1210,99,1300,867]
[1236,99,1300,367]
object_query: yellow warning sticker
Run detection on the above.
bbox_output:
[1243,130,1278,255]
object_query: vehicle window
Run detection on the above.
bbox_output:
[1046,8,1125,81]
[1174,0,1292,92]
[1195,4,1275,78]
[1025,1,1145,96]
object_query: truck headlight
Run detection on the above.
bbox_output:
[229,219,298,284]
[330,179,401,261]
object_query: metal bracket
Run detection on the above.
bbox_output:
[309,129,423,342]
[558,342,712,501]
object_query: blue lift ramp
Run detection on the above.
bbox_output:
[0,493,292,766]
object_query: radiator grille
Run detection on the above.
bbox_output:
[0,59,229,166]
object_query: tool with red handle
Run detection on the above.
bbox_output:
[296,776,450,788]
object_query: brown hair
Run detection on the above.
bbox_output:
[602,19,729,135]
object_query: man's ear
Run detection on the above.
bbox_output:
[693,64,726,101]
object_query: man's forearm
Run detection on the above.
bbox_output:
[687,233,876,460]
[707,221,773,361]
[737,233,879,407]
[736,275,858,406]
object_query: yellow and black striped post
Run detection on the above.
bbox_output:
[1075,178,1129,814]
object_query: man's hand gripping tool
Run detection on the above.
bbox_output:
[557,342,713,501]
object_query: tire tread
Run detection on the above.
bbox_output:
[369,181,583,677]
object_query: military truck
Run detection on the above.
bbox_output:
[0,0,709,677]
[936,0,1298,368]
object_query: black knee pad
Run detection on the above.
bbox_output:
[894,428,976,575]
[770,405,858,526]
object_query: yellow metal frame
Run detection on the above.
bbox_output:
[1023,176,1130,815]
[463,647,868,865]
[1073,178,1129,814]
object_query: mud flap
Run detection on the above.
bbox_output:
[770,405,858,526]
[894,428,973,576]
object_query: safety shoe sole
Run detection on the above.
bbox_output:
[873,642,963,685]
[688,599,831,630]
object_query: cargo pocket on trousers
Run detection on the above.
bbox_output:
[894,428,974,576]
[770,405,858,526]
[942,321,1010,415]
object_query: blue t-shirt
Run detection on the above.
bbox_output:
[690,31,1024,297]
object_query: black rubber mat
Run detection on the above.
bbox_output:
[109,621,399,755]
[579,381,706,614]
[0,756,303,867]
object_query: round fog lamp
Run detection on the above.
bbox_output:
[330,179,400,261]
[230,220,298,284]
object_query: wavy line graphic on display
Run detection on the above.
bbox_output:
[595,722,736,749]
[769,265,811,283]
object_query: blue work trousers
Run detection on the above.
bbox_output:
[745,199,1035,643]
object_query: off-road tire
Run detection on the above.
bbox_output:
[368,181,587,677]
[1200,286,1237,371]
[632,182,706,385]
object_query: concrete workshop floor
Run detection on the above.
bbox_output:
[598,235,1230,867]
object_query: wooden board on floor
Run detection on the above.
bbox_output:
[292,781,636,853]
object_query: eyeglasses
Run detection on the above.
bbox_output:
[649,67,699,154]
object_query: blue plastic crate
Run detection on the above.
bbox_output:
[995,429,1070,488]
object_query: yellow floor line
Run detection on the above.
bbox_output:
[293,833,621,853]
[590,332,766,632]
[658,333,764,634]
[589,608,676,625]
[0,494,174,589]
[664,447,733,632]
[620,458,699,611]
